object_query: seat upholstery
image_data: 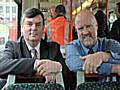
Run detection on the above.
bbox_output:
[3,72,64,90]
[5,83,64,90]
[76,71,120,90]
[0,79,6,89]
[77,81,120,90]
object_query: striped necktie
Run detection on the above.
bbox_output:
[31,48,37,59]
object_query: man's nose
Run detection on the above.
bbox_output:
[82,27,89,34]
[31,24,37,30]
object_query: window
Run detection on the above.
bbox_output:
[12,17,16,21]
[0,6,3,13]
[6,0,10,2]
[12,6,16,13]
[0,1,18,52]
[6,6,10,13]
[6,17,10,21]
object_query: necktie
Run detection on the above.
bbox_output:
[88,48,94,54]
[31,48,37,59]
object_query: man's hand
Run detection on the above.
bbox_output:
[81,52,111,74]
[45,73,56,83]
[34,59,62,76]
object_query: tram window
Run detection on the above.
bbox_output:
[6,0,10,2]
[6,17,10,21]
[6,6,10,13]
[12,17,16,21]
[12,6,16,13]
[0,37,5,45]
[0,0,4,2]
[109,11,117,30]
[0,1,18,52]
[0,6,3,13]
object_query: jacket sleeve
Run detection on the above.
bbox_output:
[0,41,36,78]
[49,42,65,68]
[109,21,120,42]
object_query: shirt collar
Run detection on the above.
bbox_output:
[81,40,98,55]
[25,39,40,52]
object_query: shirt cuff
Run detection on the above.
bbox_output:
[59,65,62,72]
[34,59,38,71]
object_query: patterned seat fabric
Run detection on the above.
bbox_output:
[77,81,120,90]
[6,83,64,90]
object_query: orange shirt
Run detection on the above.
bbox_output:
[9,22,17,41]
[44,16,66,46]
[47,17,55,23]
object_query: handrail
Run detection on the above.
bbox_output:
[85,73,117,78]
[77,71,118,86]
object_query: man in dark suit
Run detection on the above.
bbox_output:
[109,2,120,43]
[0,8,64,87]
[95,0,109,38]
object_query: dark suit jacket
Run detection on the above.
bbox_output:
[109,18,120,42]
[95,10,109,38]
[0,36,64,79]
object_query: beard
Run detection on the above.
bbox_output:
[80,35,97,48]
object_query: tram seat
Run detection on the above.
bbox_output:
[76,71,119,90]
[4,83,64,90]
[2,71,64,90]
[77,81,120,90]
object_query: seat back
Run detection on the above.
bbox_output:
[0,78,6,89]
[76,71,118,90]
[77,81,120,90]
[2,72,64,90]
[5,83,64,90]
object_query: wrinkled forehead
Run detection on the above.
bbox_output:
[75,10,97,28]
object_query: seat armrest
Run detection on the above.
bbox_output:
[6,75,16,85]
[2,75,16,90]
[56,71,64,88]
[77,71,85,86]
[3,72,64,90]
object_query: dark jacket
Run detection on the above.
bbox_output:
[109,18,120,42]
[95,10,109,38]
[0,36,64,79]
[0,36,76,90]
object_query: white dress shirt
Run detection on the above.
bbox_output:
[25,40,40,59]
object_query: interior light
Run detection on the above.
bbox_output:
[72,0,96,15]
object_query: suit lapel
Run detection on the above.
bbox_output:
[21,38,32,58]
[40,39,49,59]
[47,42,58,60]
[20,38,49,59]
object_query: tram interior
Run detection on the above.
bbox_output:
[0,0,120,90]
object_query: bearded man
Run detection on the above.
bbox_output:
[66,10,120,82]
